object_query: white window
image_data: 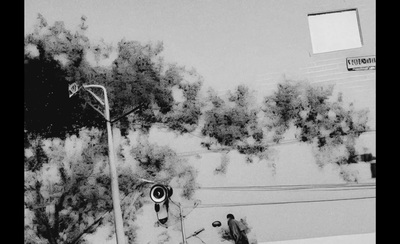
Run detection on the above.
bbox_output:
[308,9,362,54]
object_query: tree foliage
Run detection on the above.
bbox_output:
[24,14,107,138]
[25,129,110,244]
[24,128,198,244]
[102,40,204,135]
[24,14,204,138]
[129,137,198,200]
[201,85,268,162]
[24,14,203,244]
[198,80,370,176]
[262,80,370,169]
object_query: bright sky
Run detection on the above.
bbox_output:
[24,0,314,92]
[25,0,376,243]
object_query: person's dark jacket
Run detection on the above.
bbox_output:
[228,218,249,244]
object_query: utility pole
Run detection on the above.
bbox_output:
[178,202,187,244]
[150,185,203,244]
[164,198,187,244]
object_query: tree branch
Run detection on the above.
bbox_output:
[36,210,58,244]
[54,190,67,234]
[110,103,146,123]
[69,190,143,244]
[69,211,109,244]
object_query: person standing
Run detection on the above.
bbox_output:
[227,214,249,244]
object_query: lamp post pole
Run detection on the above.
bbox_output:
[71,84,125,244]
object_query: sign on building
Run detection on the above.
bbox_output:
[346,55,376,71]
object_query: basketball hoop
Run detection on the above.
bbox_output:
[68,83,80,97]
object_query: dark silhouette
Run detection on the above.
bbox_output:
[227,214,249,244]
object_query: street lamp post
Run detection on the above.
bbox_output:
[69,84,125,244]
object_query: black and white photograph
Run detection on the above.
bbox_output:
[24,1,376,243]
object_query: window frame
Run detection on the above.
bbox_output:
[307,8,363,54]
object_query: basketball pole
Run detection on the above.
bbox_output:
[70,84,126,244]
